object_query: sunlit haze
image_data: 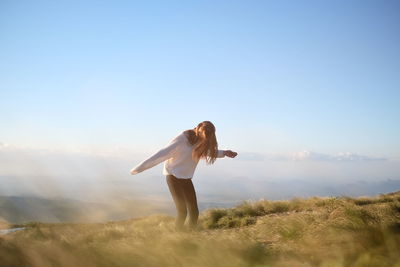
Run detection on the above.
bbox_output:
[1,1,400,221]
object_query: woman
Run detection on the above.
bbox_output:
[130,121,238,231]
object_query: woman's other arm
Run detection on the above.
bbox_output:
[130,134,183,175]
[216,149,238,158]
[221,150,238,158]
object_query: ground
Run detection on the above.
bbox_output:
[1,192,400,267]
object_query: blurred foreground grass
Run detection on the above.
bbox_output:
[1,192,400,267]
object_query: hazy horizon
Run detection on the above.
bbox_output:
[1,142,399,202]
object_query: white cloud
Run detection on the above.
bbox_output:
[290,150,332,161]
[290,150,387,162]
[236,150,388,162]
[333,152,387,161]
[235,152,266,161]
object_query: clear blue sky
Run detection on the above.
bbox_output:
[1,0,399,157]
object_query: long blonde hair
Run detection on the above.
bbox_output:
[184,121,219,164]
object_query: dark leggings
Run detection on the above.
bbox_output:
[166,174,199,230]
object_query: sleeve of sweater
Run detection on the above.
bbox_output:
[217,149,225,158]
[130,133,183,175]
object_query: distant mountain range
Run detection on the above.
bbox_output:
[0,195,238,224]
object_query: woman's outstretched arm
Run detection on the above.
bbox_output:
[130,134,184,175]
[215,149,238,158]
[222,150,238,158]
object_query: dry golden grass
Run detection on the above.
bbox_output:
[1,192,400,267]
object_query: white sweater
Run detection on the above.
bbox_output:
[130,131,225,179]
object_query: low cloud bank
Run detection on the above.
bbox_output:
[238,150,388,162]
[1,143,399,223]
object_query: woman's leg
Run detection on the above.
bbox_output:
[166,175,187,230]
[181,178,199,230]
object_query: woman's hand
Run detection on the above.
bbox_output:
[224,150,238,158]
[130,169,139,175]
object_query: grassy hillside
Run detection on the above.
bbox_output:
[1,192,400,267]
